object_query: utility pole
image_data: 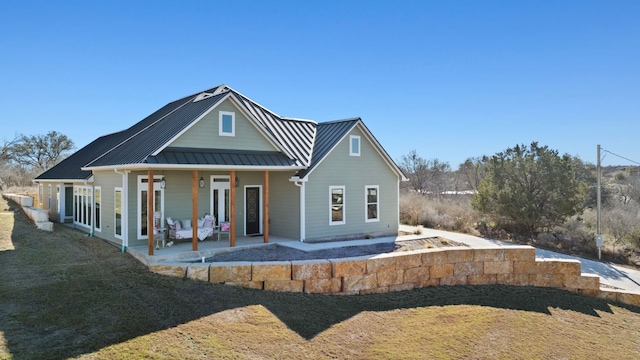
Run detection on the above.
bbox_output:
[596,144,603,260]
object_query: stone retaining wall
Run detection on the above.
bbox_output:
[2,194,53,231]
[149,245,640,307]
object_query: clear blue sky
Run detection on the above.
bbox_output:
[1,1,638,167]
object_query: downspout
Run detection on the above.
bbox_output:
[290,176,308,242]
[114,169,130,252]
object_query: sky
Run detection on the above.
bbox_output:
[1,1,638,168]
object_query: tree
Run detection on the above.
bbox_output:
[399,150,451,196]
[458,156,487,191]
[9,131,74,173]
[471,142,588,234]
[399,150,430,193]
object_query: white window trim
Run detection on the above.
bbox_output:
[114,187,123,239]
[94,186,102,232]
[329,185,346,226]
[73,185,93,230]
[365,185,380,222]
[56,185,61,214]
[48,184,52,211]
[349,135,360,156]
[38,184,43,205]
[219,111,235,137]
[137,175,165,240]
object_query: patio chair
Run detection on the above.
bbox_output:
[215,221,230,241]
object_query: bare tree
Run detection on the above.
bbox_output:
[458,157,486,191]
[8,131,74,173]
[602,202,640,251]
[399,150,430,194]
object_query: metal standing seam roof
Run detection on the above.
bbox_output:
[34,130,128,180]
[37,84,404,181]
[147,148,297,167]
[295,118,360,179]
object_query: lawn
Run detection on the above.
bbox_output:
[1,196,639,360]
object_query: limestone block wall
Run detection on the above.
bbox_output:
[2,194,53,231]
[147,245,640,307]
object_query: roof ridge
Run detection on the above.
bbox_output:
[318,117,361,125]
[280,117,317,124]
[227,87,283,119]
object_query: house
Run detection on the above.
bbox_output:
[34,85,407,255]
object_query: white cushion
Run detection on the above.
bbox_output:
[183,219,192,229]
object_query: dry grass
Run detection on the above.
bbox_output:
[1,196,640,360]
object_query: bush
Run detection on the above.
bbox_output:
[399,192,480,234]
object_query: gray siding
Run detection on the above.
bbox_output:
[169,98,277,152]
[266,171,300,239]
[304,126,399,241]
[92,170,124,243]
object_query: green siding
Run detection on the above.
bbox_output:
[267,171,300,239]
[91,170,124,243]
[169,98,277,152]
[304,126,399,241]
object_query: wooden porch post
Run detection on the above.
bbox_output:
[192,170,198,251]
[230,170,236,247]
[147,169,154,256]
[264,171,269,243]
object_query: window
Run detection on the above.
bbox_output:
[56,185,60,213]
[48,184,52,210]
[365,186,379,222]
[38,184,43,205]
[219,111,235,136]
[330,186,345,225]
[350,135,360,156]
[73,185,93,229]
[115,188,122,239]
[94,187,101,232]
[137,176,164,239]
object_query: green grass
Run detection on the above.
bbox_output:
[1,196,640,359]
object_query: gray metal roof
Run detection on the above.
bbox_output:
[148,148,297,167]
[37,84,404,182]
[296,118,360,178]
[35,130,127,181]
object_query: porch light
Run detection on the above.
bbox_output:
[160,177,166,189]
[199,176,205,188]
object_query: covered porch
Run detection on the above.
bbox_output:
[145,168,276,256]
[128,233,299,264]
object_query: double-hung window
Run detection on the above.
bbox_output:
[219,111,235,136]
[330,186,345,225]
[365,185,379,222]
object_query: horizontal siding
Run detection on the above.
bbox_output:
[268,171,300,239]
[305,126,399,240]
[169,98,277,152]
[92,170,124,243]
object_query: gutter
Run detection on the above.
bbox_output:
[289,176,308,242]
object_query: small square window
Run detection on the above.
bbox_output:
[219,111,235,136]
[350,135,360,156]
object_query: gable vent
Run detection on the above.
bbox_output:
[193,92,215,102]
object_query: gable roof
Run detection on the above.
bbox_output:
[296,118,407,181]
[35,84,405,181]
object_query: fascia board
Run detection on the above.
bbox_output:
[355,122,409,181]
[85,96,194,168]
[301,121,359,180]
[151,93,232,156]
[82,164,305,172]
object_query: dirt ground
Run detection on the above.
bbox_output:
[204,237,464,262]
